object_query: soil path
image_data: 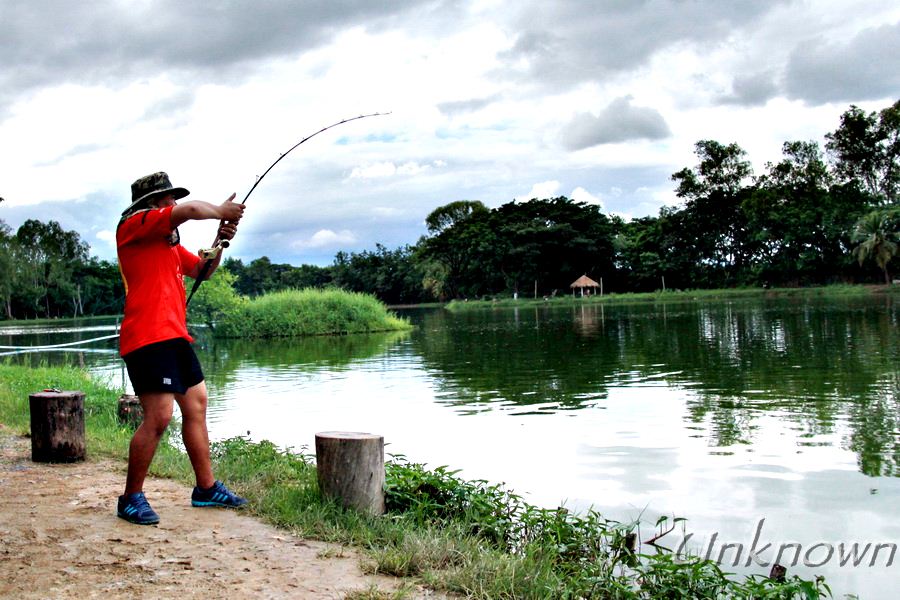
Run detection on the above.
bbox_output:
[0,430,441,599]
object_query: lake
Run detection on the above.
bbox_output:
[2,295,898,599]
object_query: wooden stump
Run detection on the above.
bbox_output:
[29,390,85,463]
[315,432,385,516]
[117,394,143,427]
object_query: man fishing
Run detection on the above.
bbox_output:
[116,171,247,525]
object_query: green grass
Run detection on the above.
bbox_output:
[0,364,192,480]
[447,282,899,310]
[196,287,413,338]
[0,364,833,599]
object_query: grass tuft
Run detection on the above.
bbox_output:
[213,288,412,338]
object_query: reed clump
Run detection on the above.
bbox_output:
[190,277,411,338]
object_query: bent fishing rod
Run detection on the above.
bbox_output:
[186,111,391,306]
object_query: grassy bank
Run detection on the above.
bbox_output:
[1,364,830,599]
[447,283,899,310]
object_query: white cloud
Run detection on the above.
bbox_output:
[95,230,115,248]
[396,162,430,176]
[372,207,402,217]
[516,180,560,202]
[348,161,432,179]
[291,229,357,249]
[571,187,603,207]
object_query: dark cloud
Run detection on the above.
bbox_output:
[784,21,900,105]
[0,0,434,116]
[34,143,109,168]
[140,90,198,122]
[561,96,670,150]
[437,94,503,116]
[496,0,790,89]
[718,71,779,106]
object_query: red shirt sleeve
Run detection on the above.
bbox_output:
[118,206,175,245]
[177,244,201,275]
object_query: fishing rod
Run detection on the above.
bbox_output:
[186,111,391,306]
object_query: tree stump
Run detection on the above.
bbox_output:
[28,390,85,463]
[315,432,385,516]
[769,563,787,582]
[117,394,143,427]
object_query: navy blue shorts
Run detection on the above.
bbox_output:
[123,338,205,395]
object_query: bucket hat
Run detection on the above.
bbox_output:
[123,172,190,215]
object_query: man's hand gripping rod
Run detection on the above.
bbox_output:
[186,111,391,306]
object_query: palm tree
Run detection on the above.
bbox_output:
[852,210,898,284]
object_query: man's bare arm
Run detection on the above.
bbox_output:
[171,193,243,229]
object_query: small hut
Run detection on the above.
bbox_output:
[570,274,601,297]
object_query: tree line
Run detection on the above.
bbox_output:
[1,100,897,319]
[0,212,122,319]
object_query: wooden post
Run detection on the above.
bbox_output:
[769,563,787,582]
[117,394,143,427]
[29,390,85,463]
[315,431,385,516]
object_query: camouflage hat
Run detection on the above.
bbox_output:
[122,171,190,215]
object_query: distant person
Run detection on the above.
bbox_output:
[115,171,247,525]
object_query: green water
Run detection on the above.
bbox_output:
[2,295,898,598]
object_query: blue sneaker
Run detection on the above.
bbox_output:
[117,492,160,525]
[191,480,248,508]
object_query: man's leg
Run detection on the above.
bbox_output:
[175,381,215,490]
[124,392,174,495]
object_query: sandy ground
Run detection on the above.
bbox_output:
[0,429,444,599]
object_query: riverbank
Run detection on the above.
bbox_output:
[0,364,832,598]
[446,282,899,310]
[0,430,432,600]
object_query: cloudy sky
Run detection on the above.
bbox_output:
[1,0,899,265]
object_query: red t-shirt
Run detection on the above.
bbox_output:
[116,206,200,356]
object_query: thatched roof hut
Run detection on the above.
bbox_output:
[570,274,600,296]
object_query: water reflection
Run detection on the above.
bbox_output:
[411,298,900,477]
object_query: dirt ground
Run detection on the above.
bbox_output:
[0,429,443,599]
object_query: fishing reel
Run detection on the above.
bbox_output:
[198,241,227,260]
[198,246,220,260]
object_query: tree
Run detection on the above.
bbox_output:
[14,219,89,317]
[187,267,245,330]
[744,140,860,285]
[826,100,900,204]
[0,217,14,318]
[331,244,426,304]
[491,197,617,295]
[419,202,500,298]
[671,140,755,284]
[424,200,488,234]
[851,209,899,284]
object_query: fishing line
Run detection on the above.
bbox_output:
[0,333,120,351]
